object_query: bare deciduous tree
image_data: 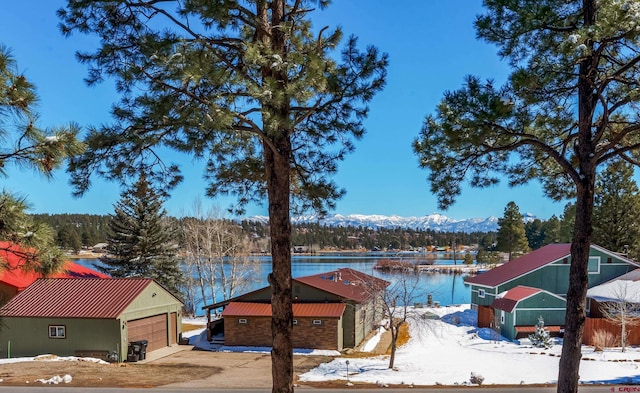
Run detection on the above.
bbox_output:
[378,269,423,369]
[598,281,640,352]
[181,201,260,311]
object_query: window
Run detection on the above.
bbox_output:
[478,289,485,298]
[312,319,323,325]
[293,319,298,326]
[563,258,568,264]
[49,325,66,339]
[500,311,505,324]
[607,257,612,264]
[238,318,248,325]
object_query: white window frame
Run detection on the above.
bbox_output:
[293,319,298,326]
[312,319,323,325]
[500,311,505,324]
[49,325,66,339]
[478,289,486,298]
[238,318,248,325]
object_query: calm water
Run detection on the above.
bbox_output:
[75,253,475,312]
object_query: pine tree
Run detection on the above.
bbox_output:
[101,173,182,294]
[496,202,529,261]
[59,2,387,391]
[529,316,553,349]
[593,160,640,258]
[411,1,640,390]
[0,45,83,275]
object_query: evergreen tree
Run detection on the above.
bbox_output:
[496,202,529,261]
[525,218,545,250]
[101,173,182,294]
[0,45,83,274]
[557,203,576,243]
[59,2,387,391]
[593,160,640,258]
[529,316,553,349]
[541,215,562,244]
[412,2,640,391]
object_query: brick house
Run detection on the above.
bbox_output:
[205,267,389,351]
[223,302,346,349]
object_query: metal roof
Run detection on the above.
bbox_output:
[294,268,390,303]
[0,242,108,291]
[491,286,543,312]
[222,302,346,318]
[0,278,153,318]
[465,244,572,288]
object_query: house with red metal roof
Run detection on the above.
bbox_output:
[0,278,183,362]
[466,243,639,340]
[0,242,109,303]
[205,267,390,351]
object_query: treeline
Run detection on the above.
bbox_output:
[32,213,497,252]
[30,212,577,254]
[289,222,494,251]
[31,214,111,251]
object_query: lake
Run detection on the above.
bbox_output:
[74,253,476,311]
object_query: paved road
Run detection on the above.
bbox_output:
[0,385,625,393]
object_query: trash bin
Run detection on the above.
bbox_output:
[137,340,148,360]
[127,340,148,362]
[126,343,139,362]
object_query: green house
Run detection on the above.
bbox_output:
[492,286,566,339]
[0,278,183,361]
[466,244,638,337]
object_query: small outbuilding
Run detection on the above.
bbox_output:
[0,278,183,361]
[491,285,566,340]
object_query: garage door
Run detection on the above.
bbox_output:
[128,314,168,352]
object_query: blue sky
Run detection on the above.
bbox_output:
[0,1,566,220]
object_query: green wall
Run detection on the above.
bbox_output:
[0,317,120,359]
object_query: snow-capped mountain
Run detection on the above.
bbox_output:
[249,213,519,233]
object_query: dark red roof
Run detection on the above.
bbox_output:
[491,286,542,312]
[294,268,390,303]
[0,242,108,291]
[0,278,154,318]
[222,302,346,318]
[465,244,572,288]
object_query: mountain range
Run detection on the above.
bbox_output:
[250,212,537,233]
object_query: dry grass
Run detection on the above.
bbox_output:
[386,321,410,354]
[181,322,205,332]
[593,329,619,351]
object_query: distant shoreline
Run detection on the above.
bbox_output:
[65,252,104,260]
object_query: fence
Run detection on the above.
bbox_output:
[583,317,640,346]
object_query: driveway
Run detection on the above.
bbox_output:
[148,347,334,389]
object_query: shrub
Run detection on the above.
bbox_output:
[592,329,618,352]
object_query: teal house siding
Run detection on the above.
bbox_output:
[493,286,567,340]
[468,244,638,304]
[470,285,498,306]
[467,244,638,337]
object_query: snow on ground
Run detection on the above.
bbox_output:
[5,307,640,387]
[300,305,640,386]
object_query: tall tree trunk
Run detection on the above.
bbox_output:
[258,1,293,391]
[266,138,293,393]
[558,3,596,390]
